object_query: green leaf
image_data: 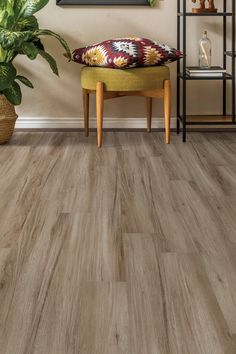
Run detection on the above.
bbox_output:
[0,11,15,29]
[0,62,16,90]
[33,38,44,51]
[148,0,156,6]
[0,0,14,9]
[35,29,71,60]
[38,49,59,76]
[16,15,39,31]
[0,28,33,50]
[3,81,22,105]
[18,42,38,59]
[0,1,14,27]
[16,75,34,88]
[14,0,49,19]
[0,46,7,62]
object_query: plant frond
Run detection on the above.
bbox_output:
[36,29,71,60]
[16,15,39,31]
[0,62,16,90]
[0,28,33,50]
[38,49,59,76]
[18,42,38,59]
[14,0,49,19]
[3,81,22,105]
[16,75,34,88]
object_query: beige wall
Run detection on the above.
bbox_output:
[16,0,230,119]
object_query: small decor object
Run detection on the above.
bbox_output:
[57,0,155,6]
[0,0,71,144]
[73,38,183,69]
[192,0,217,13]
[199,30,212,68]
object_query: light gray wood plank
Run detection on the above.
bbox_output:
[123,233,170,354]
[0,210,71,354]
[160,252,236,354]
[202,250,236,335]
[77,281,129,354]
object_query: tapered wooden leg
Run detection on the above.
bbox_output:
[83,89,89,137]
[96,82,104,148]
[164,80,171,144]
[146,97,152,133]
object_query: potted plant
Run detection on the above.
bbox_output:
[0,0,71,144]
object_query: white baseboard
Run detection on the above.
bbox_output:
[15,117,177,129]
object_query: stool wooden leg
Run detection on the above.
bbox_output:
[164,80,171,144]
[146,97,152,133]
[83,89,89,137]
[96,82,104,148]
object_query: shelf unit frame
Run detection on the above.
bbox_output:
[177,0,236,142]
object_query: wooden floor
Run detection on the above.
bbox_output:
[0,131,236,354]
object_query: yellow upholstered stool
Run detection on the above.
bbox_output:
[80,66,171,147]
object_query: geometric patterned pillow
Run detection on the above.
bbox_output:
[73,37,183,69]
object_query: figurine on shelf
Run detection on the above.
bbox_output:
[192,0,217,13]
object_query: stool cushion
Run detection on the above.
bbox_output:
[80,66,170,91]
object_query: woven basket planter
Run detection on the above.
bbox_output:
[0,95,18,144]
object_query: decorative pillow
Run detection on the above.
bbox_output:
[73,37,183,69]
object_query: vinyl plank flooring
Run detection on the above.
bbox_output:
[0,131,236,353]
[123,233,170,354]
[202,250,236,335]
[146,157,197,252]
[0,210,71,354]
[206,195,236,245]
[167,179,232,256]
[0,248,12,298]
[77,281,129,354]
[160,252,236,354]
[23,211,126,354]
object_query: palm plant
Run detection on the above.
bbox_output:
[0,0,71,105]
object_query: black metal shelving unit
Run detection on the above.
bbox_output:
[177,0,235,142]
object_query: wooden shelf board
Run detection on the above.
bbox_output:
[186,115,233,123]
[178,12,232,17]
